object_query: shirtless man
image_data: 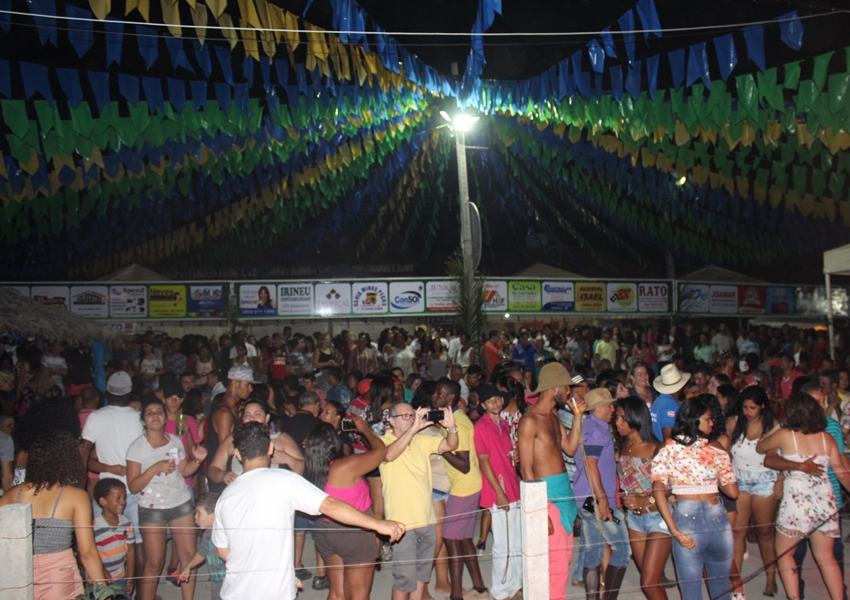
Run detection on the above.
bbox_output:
[207,365,254,494]
[518,363,586,600]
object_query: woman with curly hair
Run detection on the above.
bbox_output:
[0,431,108,599]
[11,397,80,486]
[757,393,850,600]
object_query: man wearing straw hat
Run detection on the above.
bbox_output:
[518,363,587,600]
[651,364,691,441]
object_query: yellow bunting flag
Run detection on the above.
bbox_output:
[88,0,111,20]
[191,3,208,45]
[206,0,226,19]
[236,0,260,29]
[218,13,238,49]
[241,20,259,60]
[160,0,182,36]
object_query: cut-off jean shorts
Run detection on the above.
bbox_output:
[625,509,670,535]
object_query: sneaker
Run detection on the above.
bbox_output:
[294,568,313,581]
[165,569,181,587]
[312,575,330,590]
[381,543,393,563]
[476,540,486,554]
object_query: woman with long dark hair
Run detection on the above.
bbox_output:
[615,397,670,600]
[651,395,738,600]
[304,420,387,600]
[730,386,780,597]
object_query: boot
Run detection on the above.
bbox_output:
[601,565,628,600]
[583,566,602,600]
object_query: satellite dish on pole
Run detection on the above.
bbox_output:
[469,202,482,270]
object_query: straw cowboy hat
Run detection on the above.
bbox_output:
[533,363,583,394]
[584,388,616,412]
[653,364,691,394]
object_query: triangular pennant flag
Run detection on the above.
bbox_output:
[191,2,208,45]
[635,0,661,39]
[686,42,710,89]
[214,45,234,85]
[66,5,94,57]
[601,27,617,58]
[167,78,186,112]
[646,54,659,98]
[190,79,207,111]
[27,0,58,46]
[142,77,166,114]
[777,11,803,51]
[20,62,54,106]
[105,20,123,66]
[88,71,111,110]
[165,36,195,74]
[625,59,642,99]
[713,33,737,81]
[0,0,11,32]
[587,39,605,74]
[136,24,159,69]
[668,48,685,90]
[743,25,765,71]
[56,67,84,107]
[88,0,110,20]
[193,41,212,78]
[118,73,140,104]
[617,10,636,65]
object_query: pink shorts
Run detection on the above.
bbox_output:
[443,492,481,540]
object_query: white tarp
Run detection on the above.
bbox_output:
[823,243,850,275]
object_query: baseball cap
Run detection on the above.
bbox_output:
[160,380,184,400]
[357,378,372,398]
[106,371,132,398]
[227,364,256,383]
[477,383,502,403]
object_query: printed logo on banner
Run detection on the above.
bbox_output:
[389,282,425,313]
[315,283,352,316]
[239,284,277,317]
[638,283,669,312]
[110,286,147,317]
[278,284,314,316]
[767,287,795,315]
[709,285,738,314]
[187,285,225,317]
[149,285,187,318]
[31,286,70,310]
[426,281,459,312]
[607,283,637,312]
[678,284,709,313]
[541,282,574,311]
[70,286,109,318]
[352,282,389,314]
[738,286,766,314]
[482,281,508,312]
[575,282,606,312]
[507,281,542,312]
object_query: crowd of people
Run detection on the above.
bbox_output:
[0,319,849,600]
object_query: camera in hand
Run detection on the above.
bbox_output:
[425,410,444,423]
[341,418,356,432]
[582,496,621,524]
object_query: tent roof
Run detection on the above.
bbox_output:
[96,264,170,282]
[513,262,583,279]
[0,288,113,341]
[823,243,850,275]
[678,266,767,284]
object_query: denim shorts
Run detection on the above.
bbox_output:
[736,468,778,497]
[432,490,450,502]
[625,509,670,535]
[138,499,194,526]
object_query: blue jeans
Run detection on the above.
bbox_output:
[577,506,631,568]
[671,499,734,600]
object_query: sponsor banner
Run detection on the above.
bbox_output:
[575,282,606,312]
[766,287,795,315]
[277,283,314,317]
[482,281,508,312]
[541,281,574,311]
[709,285,738,313]
[239,284,277,317]
[105,322,137,334]
[507,281,542,312]
[187,285,226,318]
[426,281,458,312]
[110,286,147,317]
[607,283,637,312]
[352,282,389,314]
[738,286,766,314]
[638,283,669,312]
[678,284,709,313]
[315,283,352,316]
[2,286,29,296]
[31,286,69,310]
[70,286,109,318]
[389,281,425,314]
[148,285,187,318]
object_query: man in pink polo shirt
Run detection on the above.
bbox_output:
[778,352,803,400]
[474,384,522,600]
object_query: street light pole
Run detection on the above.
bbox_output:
[455,129,474,293]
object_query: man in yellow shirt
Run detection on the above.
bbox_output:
[381,403,458,600]
[594,327,619,371]
[434,379,488,600]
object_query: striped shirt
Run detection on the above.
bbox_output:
[93,513,135,581]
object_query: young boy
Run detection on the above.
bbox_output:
[92,478,135,598]
[178,492,225,599]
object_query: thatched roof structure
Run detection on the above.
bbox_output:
[0,287,114,341]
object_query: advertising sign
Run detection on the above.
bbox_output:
[187,285,226,318]
[709,285,738,314]
[738,286,766,314]
[110,286,147,317]
[352,282,389,314]
[388,281,425,314]
[575,282,606,312]
[766,287,795,314]
[638,283,669,312]
[148,285,187,318]
[507,281,542,312]
[69,285,109,318]
[426,281,458,312]
[541,281,574,311]
[315,283,352,316]
[482,281,508,312]
[607,283,637,312]
[31,286,69,310]
[277,283,314,317]
[239,284,277,317]
[678,284,709,313]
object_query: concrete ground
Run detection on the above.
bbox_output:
[157,515,848,600]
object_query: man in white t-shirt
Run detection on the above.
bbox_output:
[41,341,68,391]
[213,422,404,600]
[711,323,736,354]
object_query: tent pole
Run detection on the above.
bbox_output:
[825,273,835,361]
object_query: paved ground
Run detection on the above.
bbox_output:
[157,515,848,599]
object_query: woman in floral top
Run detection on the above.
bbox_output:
[651,395,739,600]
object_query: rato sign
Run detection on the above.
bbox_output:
[638,283,669,312]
